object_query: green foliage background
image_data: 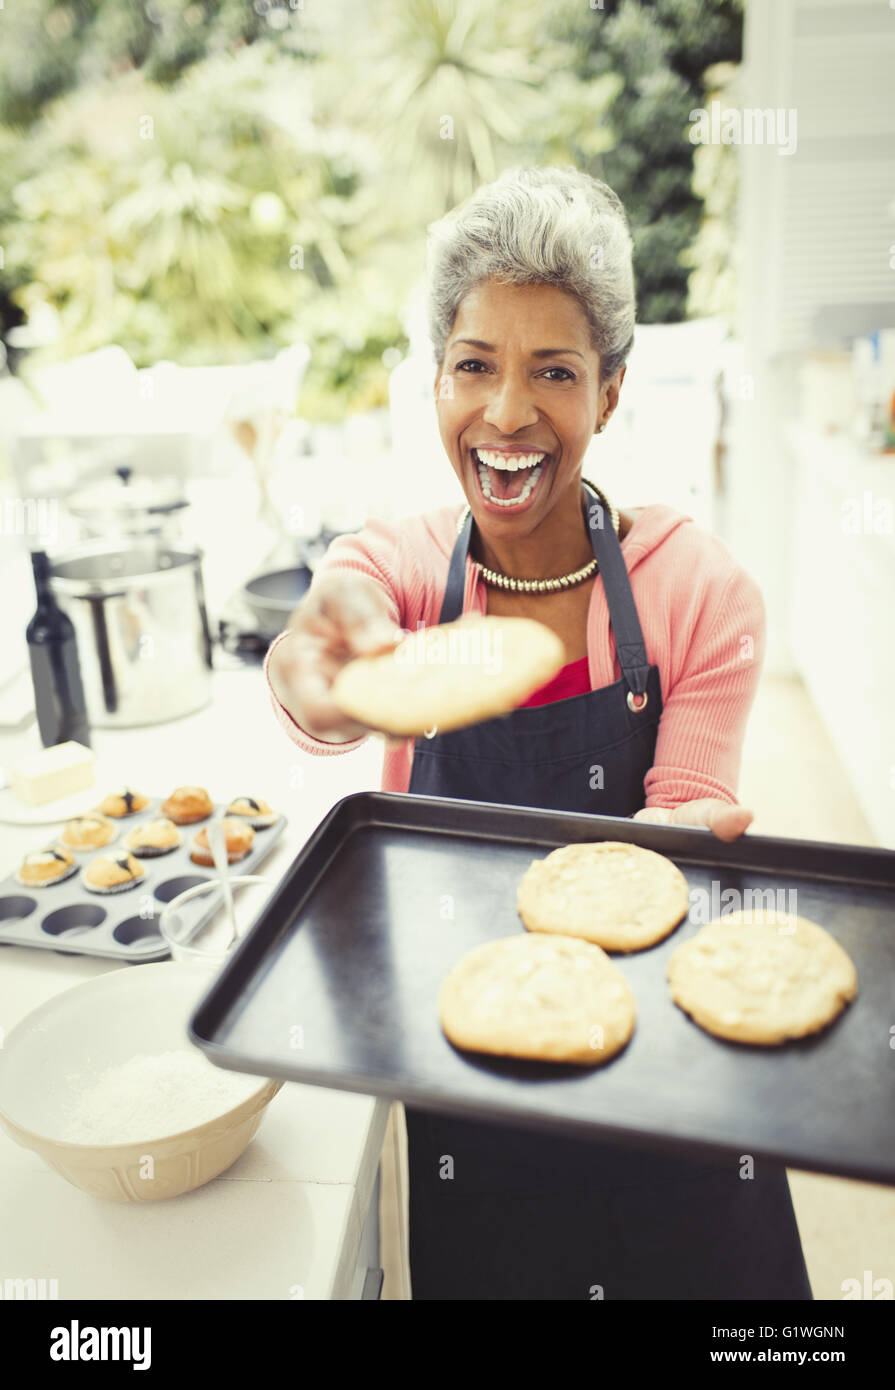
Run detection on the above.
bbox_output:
[0,0,742,421]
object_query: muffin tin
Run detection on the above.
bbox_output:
[0,797,287,961]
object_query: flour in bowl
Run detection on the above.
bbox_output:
[61,1048,266,1144]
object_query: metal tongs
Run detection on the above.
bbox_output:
[206,816,238,952]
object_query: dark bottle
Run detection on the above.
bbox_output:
[26,549,91,748]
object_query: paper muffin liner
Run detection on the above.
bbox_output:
[123,839,179,858]
[80,869,146,895]
[189,847,251,867]
[226,811,278,830]
[15,859,79,889]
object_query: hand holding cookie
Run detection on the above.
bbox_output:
[268,571,404,743]
[331,614,565,738]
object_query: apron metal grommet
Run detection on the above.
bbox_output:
[424,725,439,739]
[627,690,648,712]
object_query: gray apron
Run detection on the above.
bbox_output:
[405,481,812,1300]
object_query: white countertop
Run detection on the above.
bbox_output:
[0,663,391,1299]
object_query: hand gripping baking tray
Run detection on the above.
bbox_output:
[189,792,895,1184]
[0,801,287,961]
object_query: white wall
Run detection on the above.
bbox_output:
[729,0,895,674]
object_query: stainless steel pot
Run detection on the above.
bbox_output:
[49,542,213,728]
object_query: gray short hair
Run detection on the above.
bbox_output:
[426,165,636,382]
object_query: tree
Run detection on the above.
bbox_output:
[0,0,744,419]
[551,0,743,324]
[0,0,277,128]
[315,0,621,217]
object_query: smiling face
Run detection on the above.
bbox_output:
[434,279,624,546]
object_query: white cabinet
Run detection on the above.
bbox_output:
[788,426,895,847]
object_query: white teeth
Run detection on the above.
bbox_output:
[477,459,542,506]
[475,448,545,471]
[473,446,546,508]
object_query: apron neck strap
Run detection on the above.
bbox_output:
[438,506,473,623]
[581,482,651,699]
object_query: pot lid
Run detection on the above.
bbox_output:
[68,470,187,522]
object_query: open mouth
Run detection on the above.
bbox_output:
[471,447,550,509]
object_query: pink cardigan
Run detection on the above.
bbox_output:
[265,501,766,808]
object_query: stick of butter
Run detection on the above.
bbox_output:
[10,741,95,806]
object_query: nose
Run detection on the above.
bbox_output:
[481,370,540,437]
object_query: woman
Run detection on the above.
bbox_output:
[267,165,812,1301]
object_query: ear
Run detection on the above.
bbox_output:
[598,365,627,426]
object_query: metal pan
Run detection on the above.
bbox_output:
[240,566,313,638]
[189,792,895,1185]
[0,802,287,961]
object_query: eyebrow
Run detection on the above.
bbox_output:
[452,338,585,361]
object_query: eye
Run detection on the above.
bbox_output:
[454,359,574,382]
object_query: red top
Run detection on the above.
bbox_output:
[520,655,591,707]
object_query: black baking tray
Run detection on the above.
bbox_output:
[189,792,895,1185]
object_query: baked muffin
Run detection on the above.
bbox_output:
[97,787,150,818]
[161,785,213,825]
[190,817,255,866]
[225,795,277,829]
[60,812,117,852]
[123,817,181,857]
[82,852,146,894]
[16,845,78,888]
